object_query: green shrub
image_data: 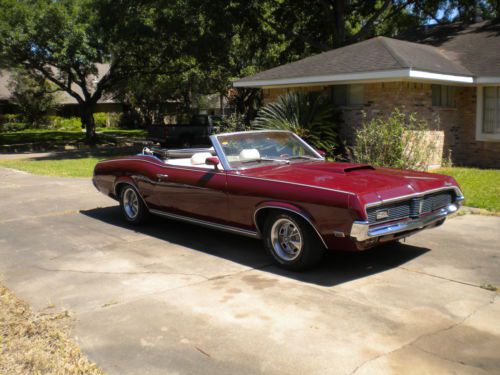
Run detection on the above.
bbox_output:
[43,116,82,131]
[0,122,29,132]
[0,114,23,125]
[219,113,248,132]
[1,113,125,132]
[253,91,337,154]
[349,109,441,171]
[94,112,110,128]
[93,112,122,128]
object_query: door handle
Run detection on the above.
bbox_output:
[157,173,169,180]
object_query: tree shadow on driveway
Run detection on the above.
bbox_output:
[80,206,430,288]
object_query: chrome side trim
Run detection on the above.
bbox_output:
[350,203,458,241]
[230,174,356,195]
[149,209,261,239]
[253,206,328,248]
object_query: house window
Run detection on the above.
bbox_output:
[332,84,363,106]
[476,86,500,141]
[432,85,456,108]
[483,87,500,134]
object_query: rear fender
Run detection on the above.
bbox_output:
[113,176,139,199]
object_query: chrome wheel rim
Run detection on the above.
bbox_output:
[270,218,303,261]
[123,188,139,219]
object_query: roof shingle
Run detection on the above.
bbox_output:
[235,20,499,86]
[399,20,500,77]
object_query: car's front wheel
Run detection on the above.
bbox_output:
[119,185,148,225]
[263,212,325,271]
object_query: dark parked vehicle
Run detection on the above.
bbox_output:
[148,114,222,148]
[93,130,464,271]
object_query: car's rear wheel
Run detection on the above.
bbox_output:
[263,212,325,271]
[119,185,148,225]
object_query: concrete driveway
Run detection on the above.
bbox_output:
[0,166,499,375]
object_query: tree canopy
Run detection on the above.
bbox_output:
[1,0,497,139]
[0,0,235,140]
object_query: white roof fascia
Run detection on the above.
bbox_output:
[234,68,475,88]
[476,77,500,84]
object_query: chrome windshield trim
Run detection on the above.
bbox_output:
[213,129,291,137]
[351,203,459,241]
[150,209,260,239]
[209,134,231,171]
[289,132,324,159]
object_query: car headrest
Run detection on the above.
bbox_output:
[190,152,213,165]
[239,148,260,162]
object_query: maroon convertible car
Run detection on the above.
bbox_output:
[93,130,464,270]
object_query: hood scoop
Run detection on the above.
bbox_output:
[343,165,375,173]
[301,162,375,174]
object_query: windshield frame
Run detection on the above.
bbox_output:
[210,130,324,171]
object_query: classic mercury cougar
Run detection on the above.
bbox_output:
[93,130,464,270]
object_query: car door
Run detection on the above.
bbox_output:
[152,165,229,224]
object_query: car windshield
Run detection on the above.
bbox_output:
[215,131,322,169]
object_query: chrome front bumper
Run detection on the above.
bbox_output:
[350,202,461,242]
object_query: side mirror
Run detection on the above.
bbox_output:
[205,156,220,169]
[316,149,326,157]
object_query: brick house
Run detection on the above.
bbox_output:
[234,21,500,168]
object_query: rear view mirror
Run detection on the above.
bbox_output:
[205,156,220,169]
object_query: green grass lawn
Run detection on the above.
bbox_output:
[0,156,106,178]
[0,128,146,145]
[434,167,500,212]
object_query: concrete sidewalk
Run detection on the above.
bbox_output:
[0,167,499,375]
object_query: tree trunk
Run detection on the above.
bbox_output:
[80,105,97,144]
[333,0,347,48]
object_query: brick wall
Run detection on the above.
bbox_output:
[263,82,500,168]
[262,86,330,104]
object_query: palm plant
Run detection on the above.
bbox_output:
[252,92,337,153]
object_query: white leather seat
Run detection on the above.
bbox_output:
[239,148,260,162]
[165,158,192,166]
[190,152,213,165]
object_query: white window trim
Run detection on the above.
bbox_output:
[476,86,500,142]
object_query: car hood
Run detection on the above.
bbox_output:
[239,161,460,207]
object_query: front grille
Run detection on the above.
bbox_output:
[367,190,454,224]
[367,201,411,224]
[421,192,452,213]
